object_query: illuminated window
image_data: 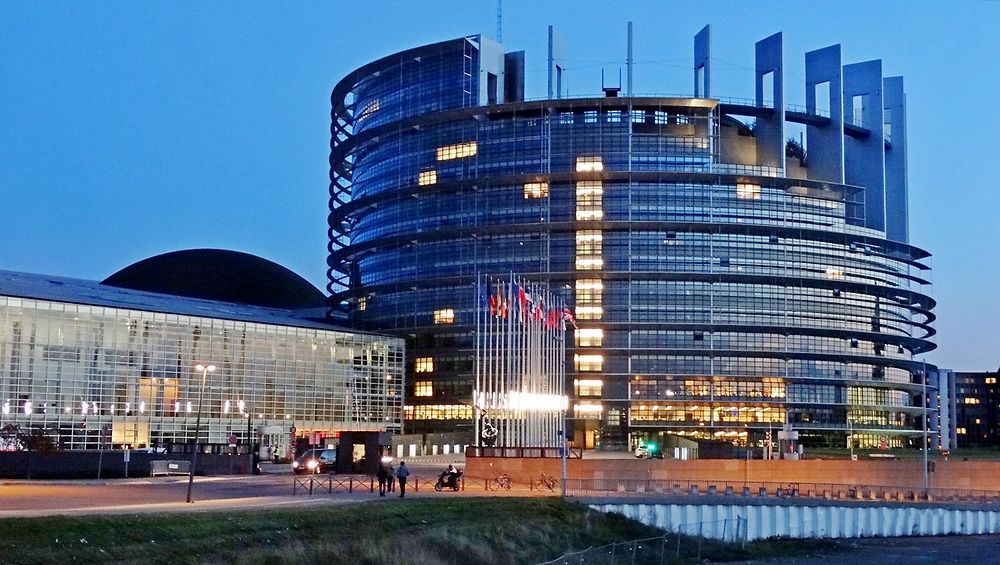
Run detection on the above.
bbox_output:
[433,308,455,325]
[575,379,603,396]
[964,397,980,405]
[576,156,604,172]
[357,296,367,311]
[575,328,604,347]
[825,268,845,279]
[404,404,474,420]
[436,141,478,161]
[574,403,603,418]
[957,427,967,435]
[986,377,997,384]
[736,183,761,200]
[975,418,982,425]
[415,357,434,373]
[576,181,604,220]
[414,381,433,397]
[575,279,603,303]
[574,354,604,372]
[576,306,603,320]
[418,170,437,186]
[523,182,549,199]
[356,99,379,123]
[575,233,604,268]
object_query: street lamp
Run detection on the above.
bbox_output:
[186,363,216,503]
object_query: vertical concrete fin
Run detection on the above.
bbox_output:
[754,32,784,170]
[884,76,909,242]
[805,44,844,184]
[547,25,565,99]
[694,25,711,98]
[844,59,886,233]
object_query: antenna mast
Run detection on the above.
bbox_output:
[496,0,502,42]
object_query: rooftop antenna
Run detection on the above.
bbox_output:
[496,0,502,43]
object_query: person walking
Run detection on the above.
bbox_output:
[395,461,410,498]
[387,464,396,493]
[376,463,388,497]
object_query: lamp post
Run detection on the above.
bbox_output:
[186,363,215,503]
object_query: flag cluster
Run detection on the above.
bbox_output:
[479,277,577,330]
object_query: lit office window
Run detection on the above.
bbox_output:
[574,403,603,418]
[575,328,604,347]
[964,397,980,405]
[576,306,603,320]
[436,141,478,161]
[418,170,438,186]
[575,379,604,396]
[523,182,549,199]
[404,404,474,420]
[414,381,433,397]
[825,268,845,279]
[357,296,367,311]
[415,357,434,373]
[736,183,761,200]
[575,156,604,172]
[433,308,455,325]
[574,354,604,372]
[575,279,603,303]
[986,377,997,384]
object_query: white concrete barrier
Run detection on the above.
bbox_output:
[592,502,1000,541]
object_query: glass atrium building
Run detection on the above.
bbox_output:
[328,29,935,450]
[0,251,404,453]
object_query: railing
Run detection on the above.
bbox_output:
[466,446,583,459]
[537,519,745,565]
[564,477,1000,504]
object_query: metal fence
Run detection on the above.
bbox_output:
[536,519,745,565]
[563,477,1000,504]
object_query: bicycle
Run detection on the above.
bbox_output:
[534,473,557,492]
[493,473,512,491]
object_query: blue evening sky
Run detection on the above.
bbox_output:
[1,2,997,370]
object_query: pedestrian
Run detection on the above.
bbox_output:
[376,463,388,497]
[387,464,396,493]
[395,461,410,498]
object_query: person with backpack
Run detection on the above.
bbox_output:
[395,461,410,498]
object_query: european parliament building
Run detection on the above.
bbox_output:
[0,250,404,453]
[328,27,936,450]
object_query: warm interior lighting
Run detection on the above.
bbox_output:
[414,381,433,397]
[575,306,603,320]
[418,169,437,186]
[415,357,434,373]
[576,156,604,172]
[433,308,455,325]
[574,354,604,371]
[575,328,604,347]
[436,141,478,161]
[523,182,549,199]
[825,267,845,279]
[736,183,761,200]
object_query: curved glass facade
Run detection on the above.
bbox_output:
[329,35,935,450]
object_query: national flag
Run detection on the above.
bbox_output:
[546,308,559,330]
[563,308,578,329]
[487,279,496,316]
[511,281,521,322]
[495,284,507,319]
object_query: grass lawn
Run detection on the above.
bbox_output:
[0,497,842,564]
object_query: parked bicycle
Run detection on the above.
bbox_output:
[534,473,558,491]
[493,473,512,491]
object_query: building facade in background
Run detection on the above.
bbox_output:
[328,28,936,450]
[954,369,1000,448]
[0,250,404,454]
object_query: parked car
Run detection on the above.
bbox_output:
[291,448,336,474]
[634,445,663,459]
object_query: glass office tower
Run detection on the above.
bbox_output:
[329,31,935,450]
